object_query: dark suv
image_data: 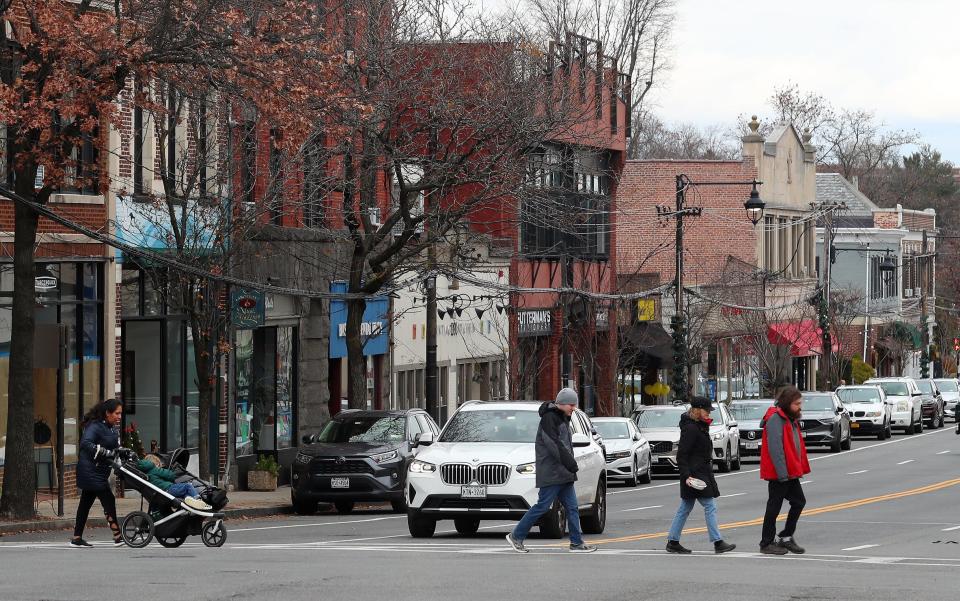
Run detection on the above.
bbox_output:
[291,409,440,515]
[914,379,946,428]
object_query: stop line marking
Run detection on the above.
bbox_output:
[847,470,869,475]
[897,460,914,465]
[621,505,662,512]
[842,544,880,551]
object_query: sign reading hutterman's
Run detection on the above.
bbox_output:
[518,309,552,337]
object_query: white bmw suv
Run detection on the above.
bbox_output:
[405,401,607,538]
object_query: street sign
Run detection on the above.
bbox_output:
[231,288,265,329]
[636,299,655,322]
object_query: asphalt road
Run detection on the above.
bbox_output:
[3,425,960,601]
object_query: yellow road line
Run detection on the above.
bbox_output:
[571,478,960,547]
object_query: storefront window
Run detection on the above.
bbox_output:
[235,330,254,456]
[125,320,162,454]
[276,326,294,449]
[235,325,297,456]
[82,302,101,413]
[185,326,200,449]
[166,320,184,449]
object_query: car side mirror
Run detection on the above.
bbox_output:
[913,391,922,397]
[571,433,592,448]
[415,431,435,447]
[301,434,315,444]
[728,420,738,428]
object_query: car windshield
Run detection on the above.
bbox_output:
[635,408,684,429]
[936,380,959,392]
[916,381,934,394]
[802,394,834,412]
[317,416,405,443]
[593,421,630,439]
[871,381,909,397]
[837,388,882,404]
[730,403,771,420]
[440,410,541,443]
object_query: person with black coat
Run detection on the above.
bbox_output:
[71,399,123,548]
[505,388,597,553]
[665,396,736,554]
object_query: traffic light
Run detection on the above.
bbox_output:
[953,337,959,352]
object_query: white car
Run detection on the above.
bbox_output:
[934,378,960,421]
[864,377,924,434]
[836,385,892,440]
[633,403,741,473]
[591,417,652,486]
[405,401,607,538]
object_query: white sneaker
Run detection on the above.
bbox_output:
[184,496,213,511]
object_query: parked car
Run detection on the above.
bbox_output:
[934,378,960,421]
[915,379,946,428]
[405,401,607,538]
[836,385,892,440]
[592,417,652,486]
[633,405,686,473]
[290,409,440,515]
[633,403,741,473]
[729,398,775,459]
[864,377,924,434]
[796,392,852,452]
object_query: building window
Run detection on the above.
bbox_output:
[133,79,145,196]
[268,129,283,225]
[235,325,298,456]
[303,131,326,228]
[240,120,257,206]
[763,215,775,270]
[870,256,897,300]
[777,217,788,272]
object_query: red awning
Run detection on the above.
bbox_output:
[767,319,840,357]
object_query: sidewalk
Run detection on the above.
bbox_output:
[0,486,293,536]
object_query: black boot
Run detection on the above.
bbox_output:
[665,540,692,554]
[714,540,736,554]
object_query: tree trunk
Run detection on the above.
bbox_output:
[190,316,213,481]
[346,296,368,410]
[0,184,39,519]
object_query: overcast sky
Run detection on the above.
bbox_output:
[484,0,960,163]
[650,0,960,162]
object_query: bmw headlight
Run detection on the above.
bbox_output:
[865,411,881,417]
[819,419,836,426]
[295,452,312,465]
[607,451,631,460]
[516,462,536,474]
[409,459,436,473]
[897,401,909,411]
[711,432,725,441]
[371,450,400,464]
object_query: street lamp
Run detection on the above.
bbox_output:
[656,176,766,401]
[744,182,766,225]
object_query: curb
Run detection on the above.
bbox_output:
[0,504,293,537]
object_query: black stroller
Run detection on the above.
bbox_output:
[113,447,229,548]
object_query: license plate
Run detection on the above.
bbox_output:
[461,485,487,499]
[850,422,860,429]
[745,441,759,449]
[330,477,350,489]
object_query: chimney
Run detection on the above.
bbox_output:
[741,115,764,170]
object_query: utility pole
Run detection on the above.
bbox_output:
[819,206,834,391]
[424,126,439,423]
[920,229,929,379]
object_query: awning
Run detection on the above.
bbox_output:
[620,322,674,368]
[767,319,839,358]
[887,321,922,348]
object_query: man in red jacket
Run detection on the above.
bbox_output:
[759,386,811,555]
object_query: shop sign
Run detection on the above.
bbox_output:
[35,276,58,292]
[636,299,656,322]
[518,309,552,337]
[329,281,389,359]
[595,308,609,331]
[231,288,265,329]
[338,321,384,338]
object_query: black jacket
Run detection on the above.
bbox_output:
[676,413,719,499]
[76,420,120,491]
[534,402,579,488]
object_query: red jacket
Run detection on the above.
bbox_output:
[759,406,811,481]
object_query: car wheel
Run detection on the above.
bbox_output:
[916,414,924,433]
[390,498,407,513]
[626,457,639,487]
[539,501,567,539]
[581,478,607,535]
[639,460,652,484]
[334,500,355,514]
[731,449,741,471]
[830,428,842,453]
[885,420,893,438]
[841,427,852,450]
[938,409,945,428]
[407,510,436,538]
[292,497,317,516]
[876,426,886,441]
[454,518,480,536]
[716,447,731,473]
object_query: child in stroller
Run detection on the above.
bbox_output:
[137,455,213,511]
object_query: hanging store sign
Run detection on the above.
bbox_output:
[595,308,609,331]
[636,299,656,322]
[35,276,58,292]
[518,309,552,337]
[231,288,265,329]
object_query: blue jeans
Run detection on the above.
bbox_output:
[511,483,583,546]
[167,482,199,499]
[667,497,721,543]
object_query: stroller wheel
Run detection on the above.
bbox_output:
[120,511,154,548]
[201,520,227,548]
[157,535,187,548]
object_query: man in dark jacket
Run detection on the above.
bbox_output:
[506,388,596,553]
